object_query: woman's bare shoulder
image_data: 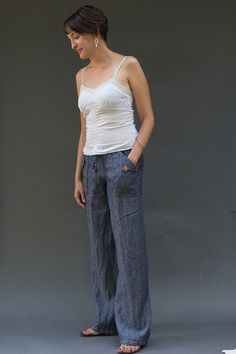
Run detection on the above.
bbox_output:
[75,68,85,95]
[124,55,142,68]
[122,56,143,77]
[76,66,85,81]
[122,56,144,81]
[75,66,89,94]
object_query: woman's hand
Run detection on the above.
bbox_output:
[74,179,86,208]
[127,154,138,165]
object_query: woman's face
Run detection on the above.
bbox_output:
[67,30,95,59]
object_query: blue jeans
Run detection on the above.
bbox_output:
[82,149,152,346]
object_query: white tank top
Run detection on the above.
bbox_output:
[78,56,138,155]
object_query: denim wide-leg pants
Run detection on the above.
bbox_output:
[82,148,152,346]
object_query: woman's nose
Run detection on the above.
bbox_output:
[69,39,76,49]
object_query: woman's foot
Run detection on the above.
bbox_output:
[80,328,100,336]
[117,344,142,353]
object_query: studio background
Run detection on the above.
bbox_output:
[1,0,236,353]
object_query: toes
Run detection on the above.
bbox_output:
[132,346,140,353]
[117,344,126,352]
[117,344,141,353]
[83,328,99,335]
[117,344,128,352]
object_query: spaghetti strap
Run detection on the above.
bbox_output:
[113,56,127,79]
[81,67,86,85]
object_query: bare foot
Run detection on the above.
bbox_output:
[81,328,100,335]
[117,344,141,353]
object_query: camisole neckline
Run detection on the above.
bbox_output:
[80,56,132,96]
[81,77,132,96]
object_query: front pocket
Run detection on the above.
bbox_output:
[113,151,138,196]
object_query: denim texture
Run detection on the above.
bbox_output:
[82,149,152,346]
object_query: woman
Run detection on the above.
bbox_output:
[64,5,155,353]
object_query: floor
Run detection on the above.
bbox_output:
[1,320,236,354]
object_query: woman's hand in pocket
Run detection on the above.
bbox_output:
[127,154,138,165]
[74,179,86,208]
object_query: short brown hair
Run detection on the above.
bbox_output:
[63,5,108,42]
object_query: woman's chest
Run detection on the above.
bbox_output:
[78,84,132,115]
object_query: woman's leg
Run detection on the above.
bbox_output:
[82,154,118,334]
[107,150,152,347]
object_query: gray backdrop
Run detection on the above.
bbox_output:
[1,0,236,353]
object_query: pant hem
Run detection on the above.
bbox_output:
[120,340,147,346]
[91,326,118,335]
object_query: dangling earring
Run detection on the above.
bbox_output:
[94,37,99,47]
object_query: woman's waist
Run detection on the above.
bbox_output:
[86,123,137,138]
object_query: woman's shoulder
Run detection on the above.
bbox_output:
[75,66,88,96]
[75,66,86,80]
[75,65,89,89]
[123,54,140,63]
[121,56,142,73]
[75,55,141,79]
[121,56,143,76]
[110,51,139,65]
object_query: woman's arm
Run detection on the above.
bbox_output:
[74,70,86,183]
[126,56,155,164]
[74,115,86,183]
[74,70,87,208]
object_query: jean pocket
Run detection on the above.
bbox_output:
[120,150,137,170]
[113,151,138,196]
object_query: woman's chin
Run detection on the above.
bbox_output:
[79,52,87,59]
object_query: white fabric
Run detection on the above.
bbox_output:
[78,56,138,155]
